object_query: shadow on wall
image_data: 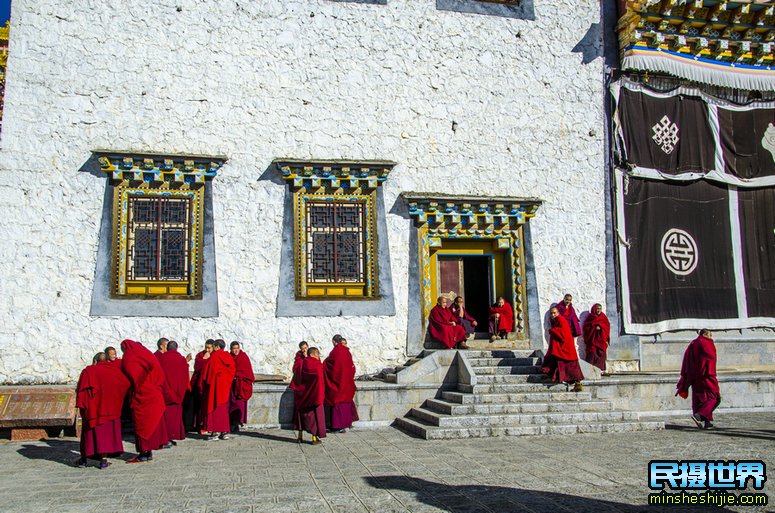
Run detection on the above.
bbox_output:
[363,476,737,513]
[572,22,603,65]
[436,0,535,20]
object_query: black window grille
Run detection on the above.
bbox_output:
[126,196,192,281]
[305,201,366,283]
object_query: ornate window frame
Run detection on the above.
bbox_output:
[97,152,225,300]
[275,159,395,300]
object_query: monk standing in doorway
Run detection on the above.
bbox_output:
[429,296,469,349]
[676,329,720,430]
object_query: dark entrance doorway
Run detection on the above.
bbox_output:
[437,256,492,329]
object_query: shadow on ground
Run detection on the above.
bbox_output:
[665,422,775,441]
[364,476,737,513]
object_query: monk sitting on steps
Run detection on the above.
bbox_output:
[429,296,469,349]
[489,296,514,342]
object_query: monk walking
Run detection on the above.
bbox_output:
[201,339,235,441]
[556,294,581,338]
[295,347,326,444]
[75,352,130,468]
[676,329,721,430]
[541,307,584,392]
[229,341,255,433]
[488,296,514,342]
[120,339,169,463]
[324,335,359,433]
[582,304,611,371]
[429,296,468,349]
[156,340,190,443]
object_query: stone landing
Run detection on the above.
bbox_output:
[395,350,664,439]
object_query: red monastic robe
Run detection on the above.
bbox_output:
[489,302,515,333]
[429,305,467,349]
[120,339,168,452]
[156,349,190,440]
[556,301,581,337]
[542,316,584,383]
[676,335,721,421]
[295,357,326,438]
[582,308,611,371]
[229,351,255,426]
[201,349,235,432]
[324,344,359,430]
[76,361,130,458]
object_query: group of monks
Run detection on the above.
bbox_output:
[290,335,359,444]
[75,337,255,468]
[428,295,516,350]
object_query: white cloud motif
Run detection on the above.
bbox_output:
[763,123,775,163]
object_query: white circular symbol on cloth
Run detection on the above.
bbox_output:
[661,229,698,276]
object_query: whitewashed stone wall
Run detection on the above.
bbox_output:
[0,0,606,384]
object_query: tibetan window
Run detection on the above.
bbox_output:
[276,159,395,299]
[98,152,225,299]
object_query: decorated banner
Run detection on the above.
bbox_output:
[612,81,775,187]
[613,80,775,333]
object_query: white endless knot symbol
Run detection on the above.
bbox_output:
[661,228,698,276]
[652,115,680,155]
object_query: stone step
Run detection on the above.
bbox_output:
[424,398,613,416]
[458,382,583,394]
[462,350,537,359]
[473,366,543,376]
[475,373,550,384]
[441,390,593,404]
[408,408,638,428]
[395,416,665,440]
[466,357,540,367]
[384,373,397,383]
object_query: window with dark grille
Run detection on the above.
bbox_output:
[305,201,366,284]
[126,196,192,282]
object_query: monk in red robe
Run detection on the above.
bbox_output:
[451,296,478,339]
[290,341,308,433]
[155,340,190,443]
[676,329,721,429]
[556,294,581,337]
[582,303,611,371]
[189,339,214,433]
[229,341,255,432]
[429,296,468,349]
[201,339,236,440]
[104,346,121,367]
[324,335,359,433]
[154,338,168,358]
[541,307,584,391]
[76,352,130,469]
[488,296,514,341]
[120,339,169,463]
[295,347,326,444]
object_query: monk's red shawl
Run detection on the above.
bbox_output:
[231,351,255,401]
[676,335,720,396]
[556,302,581,337]
[290,351,304,391]
[76,361,130,427]
[546,316,579,361]
[582,308,611,354]
[203,350,235,414]
[489,302,514,332]
[156,349,191,406]
[323,343,357,406]
[120,339,167,440]
[191,351,209,392]
[296,357,325,410]
[429,305,466,349]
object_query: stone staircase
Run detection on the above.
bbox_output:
[395,350,665,439]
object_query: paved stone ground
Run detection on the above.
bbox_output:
[0,413,772,513]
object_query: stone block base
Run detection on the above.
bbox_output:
[10,428,47,441]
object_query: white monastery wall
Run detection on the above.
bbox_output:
[0,0,606,384]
